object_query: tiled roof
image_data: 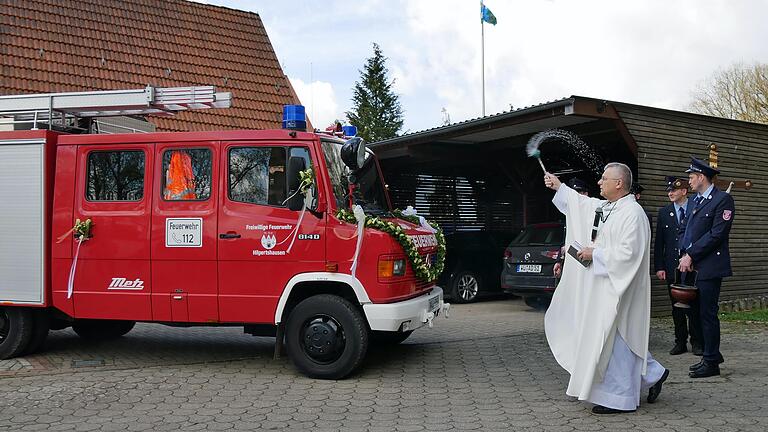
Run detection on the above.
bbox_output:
[0,0,303,131]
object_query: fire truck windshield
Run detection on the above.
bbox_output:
[322,140,390,214]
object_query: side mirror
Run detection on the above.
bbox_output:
[341,137,366,171]
[286,156,307,211]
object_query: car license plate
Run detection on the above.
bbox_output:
[517,264,541,273]
[429,296,439,312]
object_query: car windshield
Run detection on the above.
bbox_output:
[321,139,390,215]
[509,225,564,246]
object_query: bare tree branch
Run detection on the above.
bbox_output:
[689,62,768,124]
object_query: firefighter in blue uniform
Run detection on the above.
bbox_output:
[654,176,702,356]
[678,157,735,378]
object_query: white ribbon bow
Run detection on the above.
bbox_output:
[402,205,436,233]
[350,205,366,277]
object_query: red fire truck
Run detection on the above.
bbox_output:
[0,87,448,379]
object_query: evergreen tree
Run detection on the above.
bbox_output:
[346,43,404,142]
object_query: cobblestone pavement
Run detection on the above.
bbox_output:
[1,298,767,431]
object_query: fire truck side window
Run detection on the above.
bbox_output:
[289,147,317,209]
[86,150,145,201]
[161,148,212,201]
[228,147,287,206]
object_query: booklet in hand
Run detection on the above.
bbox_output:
[567,240,592,268]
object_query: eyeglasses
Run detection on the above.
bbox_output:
[600,177,622,183]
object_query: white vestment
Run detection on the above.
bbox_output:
[545,185,663,409]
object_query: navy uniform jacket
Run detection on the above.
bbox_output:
[654,203,683,283]
[678,187,735,280]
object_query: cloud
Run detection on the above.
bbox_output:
[289,78,342,129]
[193,0,768,133]
[390,0,768,130]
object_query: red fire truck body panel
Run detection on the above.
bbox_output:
[6,129,438,324]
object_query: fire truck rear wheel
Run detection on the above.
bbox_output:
[0,307,34,360]
[21,309,50,356]
[72,320,136,340]
[285,294,369,380]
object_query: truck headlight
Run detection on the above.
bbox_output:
[393,259,406,276]
[378,258,407,278]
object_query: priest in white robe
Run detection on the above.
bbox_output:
[543,162,669,414]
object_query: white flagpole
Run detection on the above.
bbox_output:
[481,0,485,117]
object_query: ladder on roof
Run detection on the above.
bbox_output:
[0,85,232,132]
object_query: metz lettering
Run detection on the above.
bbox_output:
[108,277,145,290]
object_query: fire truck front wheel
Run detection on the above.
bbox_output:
[0,307,34,360]
[285,294,369,380]
[72,320,136,341]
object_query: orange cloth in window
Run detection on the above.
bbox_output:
[164,151,197,200]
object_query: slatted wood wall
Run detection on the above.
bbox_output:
[386,172,526,234]
[616,104,768,314]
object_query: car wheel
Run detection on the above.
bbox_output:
[524,296,551,310]
[0,307,34,359]
[451,270,481,303]
[73,320,135,340]
[285,294,368,380]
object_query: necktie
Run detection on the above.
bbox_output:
[678,206,685,223]
[694,195,703,206]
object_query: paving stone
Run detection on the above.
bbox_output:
[0,300,767,431]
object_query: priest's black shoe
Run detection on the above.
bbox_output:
[691,344,703,356]
[591,405,636,415]
[647,369,669,403]
[689,361,720,378]
[669,344,687,355]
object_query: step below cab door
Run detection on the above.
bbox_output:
[150,143,219,322]
[71,144,153,320]
[217,142,326,323]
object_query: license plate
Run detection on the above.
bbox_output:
[428,296,439,312]
[517,264,541,273]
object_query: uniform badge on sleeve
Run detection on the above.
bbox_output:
[723,210,732,221]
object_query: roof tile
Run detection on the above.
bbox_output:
[1,0,303,132]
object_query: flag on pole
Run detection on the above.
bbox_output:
[481,3,497,25]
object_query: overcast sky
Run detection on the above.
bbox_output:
[195,0,768,133]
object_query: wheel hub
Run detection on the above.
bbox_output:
[458,275,478,300]
[301,315,345,364]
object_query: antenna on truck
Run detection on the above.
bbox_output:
[0,85,232,133]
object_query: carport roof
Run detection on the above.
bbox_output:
[370,96,633,160]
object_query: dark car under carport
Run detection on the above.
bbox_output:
[501,222,564,309]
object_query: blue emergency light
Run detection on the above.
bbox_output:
[282,105,306,130]
[342,125,357,137]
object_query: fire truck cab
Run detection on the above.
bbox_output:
[0,87,447,379]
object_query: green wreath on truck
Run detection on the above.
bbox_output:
[336,208,446,282]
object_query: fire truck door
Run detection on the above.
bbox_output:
[150,144,218,322]
[72,145,154,320]
[218,143,326,323]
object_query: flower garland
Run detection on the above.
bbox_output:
[298,168,314,193]
[336,208,446,282]
[56,218,93,243]
[282,168,314,206]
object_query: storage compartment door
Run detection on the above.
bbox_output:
[0,140,45,304]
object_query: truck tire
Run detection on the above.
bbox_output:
[370,330,413,345]
[73,320,135,340]
[0,307,34,360]
[21,309,50,356]
[451,270,481,303]
[285,294,368,380]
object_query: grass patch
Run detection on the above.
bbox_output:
[719,309,768,322]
